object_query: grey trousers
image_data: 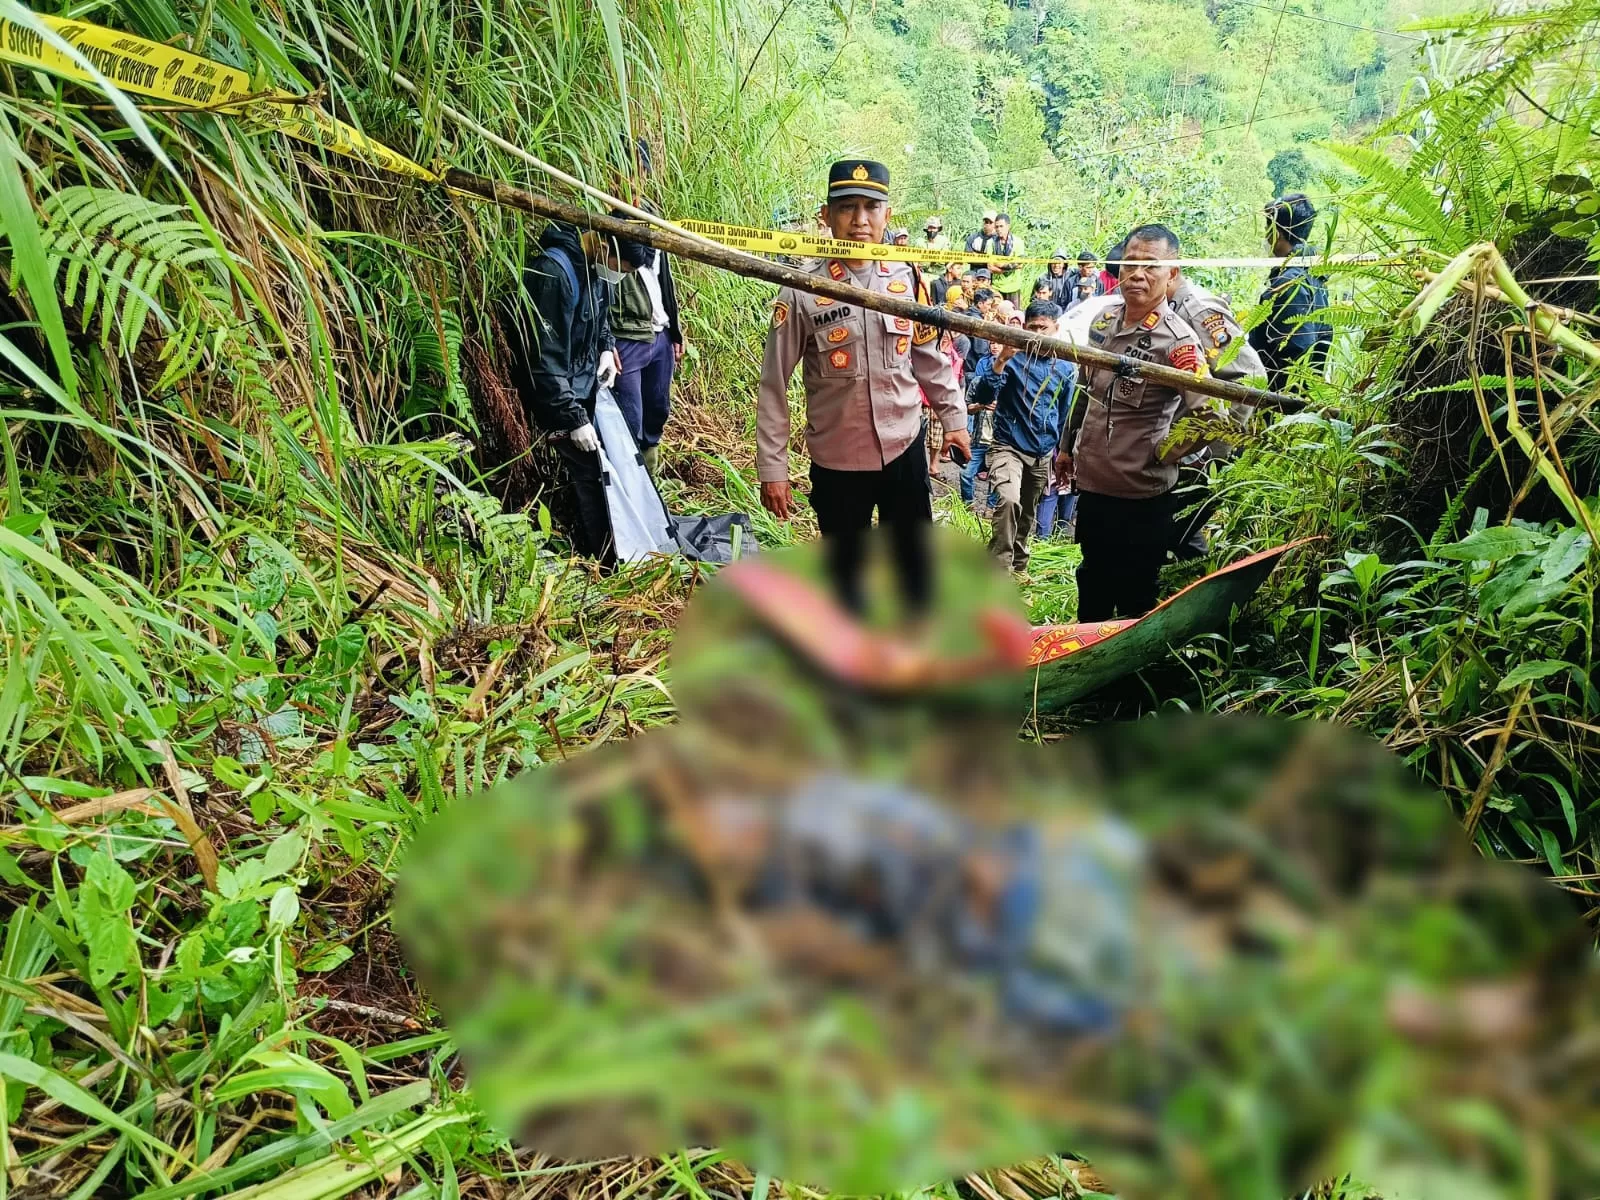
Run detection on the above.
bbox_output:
[985,442,1051,571]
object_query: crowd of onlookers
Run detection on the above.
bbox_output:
[896,211,1117,545]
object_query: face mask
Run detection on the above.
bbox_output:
[595,264,625,286]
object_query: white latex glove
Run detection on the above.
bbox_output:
[569,422,600,452]
[596,349,619,388]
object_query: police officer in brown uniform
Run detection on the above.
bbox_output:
[1165,269,1267,558]
[757,160,970,615]
[1055,224,1214,620]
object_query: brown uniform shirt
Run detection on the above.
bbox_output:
[1170,278,1265,461]
[756,257,964,483]
[1169,279,1265,385]
[1065,298,1213,499]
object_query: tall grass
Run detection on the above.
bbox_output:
[2,0,1598,1194]
[0,0,820,1193]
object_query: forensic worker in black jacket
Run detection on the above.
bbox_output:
[1249,193,1333,392]
[504,218,651,563]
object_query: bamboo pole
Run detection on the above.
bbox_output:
[324,26,737,262]
[444,169,1310,415]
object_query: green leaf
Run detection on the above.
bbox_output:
[0,1052,173,1154]
[261,831,304,881]
[322,623,367,672]
[1502,575,1573,620]
[0,114,77,400]
[211,1065,342,1104]
[1549,220,1596,238]
[594,0,632,149]
[1538,527,1591,585]
[299,943,354,972]
[1476,555,1537,617]
[1539,825,1566,875]
[1343,551,1383,593]
[133,1080,432,1199]
[1496,660,1572,691]
[78,889,137,988]
[1527,774,1578,842]
[86,851,136,912]
[1437,525,1546,562]
[1546,174,1595,195]
[267,886,300,932]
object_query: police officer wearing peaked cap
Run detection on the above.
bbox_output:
[1249,192,1333,392]
[756,160,970,616]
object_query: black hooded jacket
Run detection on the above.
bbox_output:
[1249,244,1332,390]
[503,222,616,432]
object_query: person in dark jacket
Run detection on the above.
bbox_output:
[965,210,998,254]
[967,301,1077,574]
[1249,192,1333,391]
[930,260,965,307]
[1070,250,1105,305]
[504,218,650,563]
[1035,250,1075,309]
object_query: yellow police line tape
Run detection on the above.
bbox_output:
[0,13,1406,275]
[672,218,1398,272]
[0,12,441,182]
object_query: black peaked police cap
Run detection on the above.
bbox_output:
[827,159,891,202]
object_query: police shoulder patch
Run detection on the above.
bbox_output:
[1168,342,1203,374]
[772,300,789,327]
[913,322,938,346]
[1140,311,1160,330]
[827,260,846,282]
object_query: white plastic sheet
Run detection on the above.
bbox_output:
[593,388,675,562]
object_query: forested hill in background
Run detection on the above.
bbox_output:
[773,0,1458,257]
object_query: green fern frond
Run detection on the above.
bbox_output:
[40,185,227,371]
[1322,144,1467,253]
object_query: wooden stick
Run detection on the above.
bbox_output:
[443,168,1309,415]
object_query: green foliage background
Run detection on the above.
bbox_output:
[0,0,1596,1196]
[784,0,1457,262]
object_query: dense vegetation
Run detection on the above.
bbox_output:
[790,0,1457,261]
[0,0,1596,1197]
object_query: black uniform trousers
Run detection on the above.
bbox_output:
[1074,489,1181,621]
[553,436,616,568]
[1170,461,1216,561]
[808,435,933,617]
